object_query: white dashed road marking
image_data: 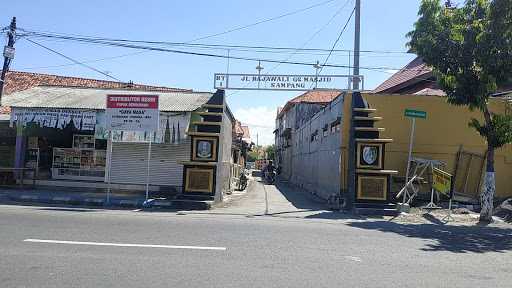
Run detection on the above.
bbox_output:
[344,256,362,262]
[24,239,226,251]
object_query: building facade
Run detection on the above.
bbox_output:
[274,57,512,209]
[275,90,343,200]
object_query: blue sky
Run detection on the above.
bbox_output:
[3,0,423,145]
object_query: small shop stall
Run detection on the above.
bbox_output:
[52,134,106,181]
[10,108,107,181]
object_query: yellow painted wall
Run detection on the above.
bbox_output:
[362,93,512,198]
[340,93,353,192]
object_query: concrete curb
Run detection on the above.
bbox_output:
[83,198,105,206]
[117,199,140,207]
[2,193,208,211]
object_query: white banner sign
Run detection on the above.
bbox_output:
[10,108,96,130]
[214,73,364,91]
[106,95,159,132]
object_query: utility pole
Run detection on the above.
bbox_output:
[352,0,361,90]
[0,17,16,106]
[345,0,361,211]
[256,61,263,89]
[313,60,321,89]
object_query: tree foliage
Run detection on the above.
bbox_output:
[407,0,512,150]
[265,144,276,161]
[247,150,259,162]
[470,113,512,148]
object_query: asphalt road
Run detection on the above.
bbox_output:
[1,204,511,288]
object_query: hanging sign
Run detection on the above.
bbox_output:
[432,167,452,198]
[214,73,363,91]
[3,46,15,59]
[106,95,159,132]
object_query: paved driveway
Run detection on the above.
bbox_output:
[211,174,336,218]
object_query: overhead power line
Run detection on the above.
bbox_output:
[267,0,354,73]
[13,0,338,76]
[21,33,428,72]
[307,5,355,89]
[19,29,411,55]
[320,7,356,72]
[22,34,350,68]
[16,0,338,46]
[228,0,354,97]
[18,51,144,70]
[187,0,338,42]
[24,37,121,81]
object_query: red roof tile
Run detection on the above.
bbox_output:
[288,89,342,104]
[277,89,342,118]
[0,70,191,114]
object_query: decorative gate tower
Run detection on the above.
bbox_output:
[180,90,225,202]
[350,92,398,215]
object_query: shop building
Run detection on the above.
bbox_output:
[2,73,238,201]
[0,70,191,185]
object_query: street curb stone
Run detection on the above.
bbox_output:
[1,192,211,211]
[118,200,140,207]
[83,198,105,206]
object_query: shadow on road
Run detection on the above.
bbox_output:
[253,179,371,220]
[272,181,326,211]
[422,213,446,225]
[348,221,512,253]
[303,211,369,220]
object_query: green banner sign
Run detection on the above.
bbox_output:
[404,109,427,119]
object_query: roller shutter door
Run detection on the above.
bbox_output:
[110,139,190,186]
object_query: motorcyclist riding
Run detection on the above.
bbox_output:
[264,160,275,183]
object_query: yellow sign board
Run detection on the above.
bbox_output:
[432,167,452,197]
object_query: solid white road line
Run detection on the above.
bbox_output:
[24,239,226,251]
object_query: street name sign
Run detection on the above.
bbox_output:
[214,73,364,91]
[106,95,159,132]
[404,109,427,119]
[403,108,427,205]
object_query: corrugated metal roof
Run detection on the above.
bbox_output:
[413,88,446,96]
[372,57,434,94]
[0,114,10,121]
[4,86,213,112]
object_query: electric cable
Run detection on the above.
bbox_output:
[21,34,428,72]
[23,37,121,81]
[228,0,354,97]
